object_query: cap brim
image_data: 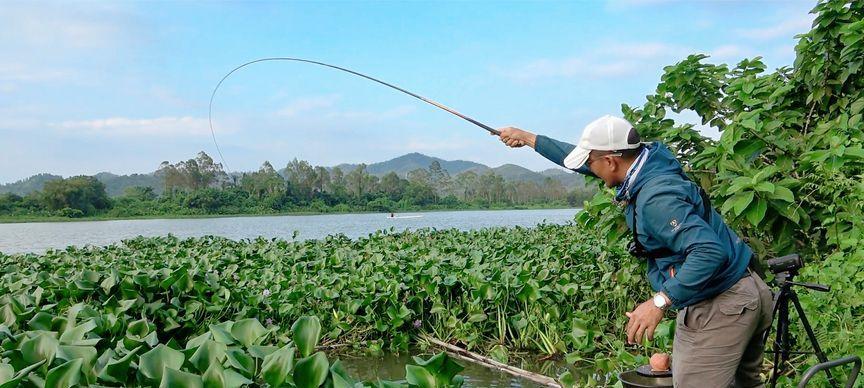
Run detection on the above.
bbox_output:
[563,146,590,169]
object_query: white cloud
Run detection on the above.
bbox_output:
[0,3,131,50]
[498,42,690,82]
[324,105,417,123]
[0,3,136,88]
[276,95,341,117]
[0,64,74,83]
[52,117,215,137]
[735,15,814,40]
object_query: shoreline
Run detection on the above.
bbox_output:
[0,205,580,224]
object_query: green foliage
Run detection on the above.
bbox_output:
[41,176,111,216]
[0,302,466,388]
[1,224,658,385]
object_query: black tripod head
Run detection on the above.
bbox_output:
[767,254,830,292]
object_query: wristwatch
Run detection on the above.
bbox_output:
[653,293,669,310]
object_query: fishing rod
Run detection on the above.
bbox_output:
[208,57,500,171]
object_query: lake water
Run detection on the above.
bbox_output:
[0,208,580,254]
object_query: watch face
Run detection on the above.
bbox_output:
[653,294,665,308]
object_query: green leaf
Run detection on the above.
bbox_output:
[0,364,14,384]
[328,360,356,388]
[223,368,253,388]
[225,348,255,378]
[291,316,321,358]
[44,358,83,388]
[731,191,755,216]
[127,318,151,337]
[139,344,185,382]
[159,368,203,388]
[202,362,225,388]
[753,181,775,194]
[293,352,328,388]
[230,318,267,348]
[405,365,436,388]
[0,360,46,388]
[56,346,97,381]
[261,345,295,387]
[773,186,795,202]
[96,346,139,384]
[209,322,235,345]
[558,371,577,388]
[59,319,98,345]
[28,312,54,331]
[20,332,59,365]
[746,199,768,226]
[247,345,278,359]
[186,332,213,350]
[189,340,227,374]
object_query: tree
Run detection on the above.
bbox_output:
[379,172,408,200]
[284,159,317,201]
[41,176,111,215]
[454,171,478,201]
[122,186,157,201]
[157,151,227,192]
[241,161,285,200]
[428,161,452,197]
[345,164,372,198]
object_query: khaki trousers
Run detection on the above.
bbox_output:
[672,271,774,388]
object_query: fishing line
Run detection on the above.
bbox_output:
[208,57,500,171]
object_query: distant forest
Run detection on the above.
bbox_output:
[0,152,596,219]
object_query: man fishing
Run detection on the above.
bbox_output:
[495,116,774,387]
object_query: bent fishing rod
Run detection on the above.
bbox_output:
[208,57,500,171]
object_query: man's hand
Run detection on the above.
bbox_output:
[494,127,537,149]
[625,298,665,345]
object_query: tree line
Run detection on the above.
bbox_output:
[0,152,595,219]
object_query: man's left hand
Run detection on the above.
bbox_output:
[625,299,665,345]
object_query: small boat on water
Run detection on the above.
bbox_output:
[387,213,423,219]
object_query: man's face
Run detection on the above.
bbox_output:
[586,150,625,188]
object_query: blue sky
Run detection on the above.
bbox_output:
[0,0,815,183]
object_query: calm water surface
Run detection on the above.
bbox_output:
[0,208,579,254]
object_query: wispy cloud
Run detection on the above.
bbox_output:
[276,95,342,117]
[0,3,131,50]
[735,15,814,40]
[0,64,74,83]
[52,117,215,137]
[0,3,136,88]
[324,105,417,123]
[498,42,690,82]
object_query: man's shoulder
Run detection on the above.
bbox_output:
[634,174,690,204]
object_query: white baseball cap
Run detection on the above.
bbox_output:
[563,115,642,169]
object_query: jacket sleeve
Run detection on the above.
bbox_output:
[641,191,730,308]
[534,135,595,177]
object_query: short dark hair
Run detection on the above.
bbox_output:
[619,144,644,160]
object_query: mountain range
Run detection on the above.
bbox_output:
[1,153,587,197]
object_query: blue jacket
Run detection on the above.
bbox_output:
[535,135,752,308]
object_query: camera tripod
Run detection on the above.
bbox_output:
[763,252,864,388]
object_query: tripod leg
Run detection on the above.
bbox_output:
[790,292,838,387]
[770,290,789,388]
